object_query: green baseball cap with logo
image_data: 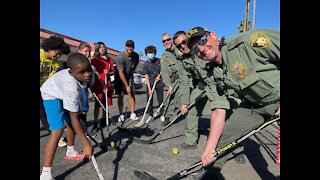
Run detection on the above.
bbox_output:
[186,26,206,48]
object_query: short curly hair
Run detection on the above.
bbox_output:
[41,36,70,55]
[144,45,157,55]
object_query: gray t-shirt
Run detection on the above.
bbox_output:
[115,51,139,79]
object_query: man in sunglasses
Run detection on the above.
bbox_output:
[172,30,222,151]
[160,33,191,126]
[187,26,280,178]
[174,30,247,162]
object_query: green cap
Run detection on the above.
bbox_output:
[187,26,206,48]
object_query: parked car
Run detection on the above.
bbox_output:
[133,71,143,89]
[113,65,145,92]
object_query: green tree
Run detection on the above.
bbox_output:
[237,20,252,33]
[137,52,144,58]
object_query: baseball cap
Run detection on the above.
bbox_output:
[125,40,135,47]
[186,26,207,48]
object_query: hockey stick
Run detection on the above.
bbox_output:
[146,81,178,124]
[133,90,205,144]
[86,130,108,152]
[92,93,122,150]
[92,93,117,123]
[134,116,280,180]
[146,90,171,124]
[91,155,105,180]
[117,81,178,132]
[134,80,158,128]
[105,73,109,127]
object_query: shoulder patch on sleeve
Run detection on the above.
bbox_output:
[249,32,271,48]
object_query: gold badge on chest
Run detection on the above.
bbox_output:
[232,62,245,76]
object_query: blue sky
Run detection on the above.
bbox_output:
[40,0,280,61]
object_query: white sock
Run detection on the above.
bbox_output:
[40,167,52,180]
[66,145,77,157]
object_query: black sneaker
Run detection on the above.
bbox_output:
[91,122,99,133]
[179,142,197,150]
[86,131,97,138]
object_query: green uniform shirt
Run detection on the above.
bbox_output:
[181,54,230,110]
[160,47,191,105]
[217,28,280,106]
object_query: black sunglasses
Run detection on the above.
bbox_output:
[162,38,171,43]
[191,33,209,55]
[175,40,187,49]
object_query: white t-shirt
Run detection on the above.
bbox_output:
[40,69,86,112]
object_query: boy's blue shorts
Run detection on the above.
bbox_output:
[43,99,71,131]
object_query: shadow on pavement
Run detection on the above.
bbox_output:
[244,138,279,180]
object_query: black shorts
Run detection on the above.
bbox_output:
[114,76,133,95]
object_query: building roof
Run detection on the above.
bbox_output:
[40,28,144,71]
[40,28,120,57]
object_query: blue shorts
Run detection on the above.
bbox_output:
[43,99,71,131]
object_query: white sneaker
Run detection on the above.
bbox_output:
[58,138,67,147]
[160,116,165,122]
[130,113,139,121]
[145,116,152,124]
[118,114,125,122]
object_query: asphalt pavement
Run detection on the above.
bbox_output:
[40,91,280,180]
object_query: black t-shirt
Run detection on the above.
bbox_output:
[142,58,164,87]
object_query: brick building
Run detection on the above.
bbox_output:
[40,28,144,72]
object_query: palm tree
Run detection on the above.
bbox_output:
[137,52,144,58]
[237,20,253,33]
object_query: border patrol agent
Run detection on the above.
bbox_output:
[172,31,230,150]
[187,27,280,178]
[160,42,191,126]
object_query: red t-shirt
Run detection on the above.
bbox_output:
[91,57,114,105]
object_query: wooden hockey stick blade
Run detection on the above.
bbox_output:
[134,170,158,180]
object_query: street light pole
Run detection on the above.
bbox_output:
[252,0,256,29]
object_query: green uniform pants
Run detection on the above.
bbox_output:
[184,87,207,145]
[163,83,180,120]
[212,101,280,169]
